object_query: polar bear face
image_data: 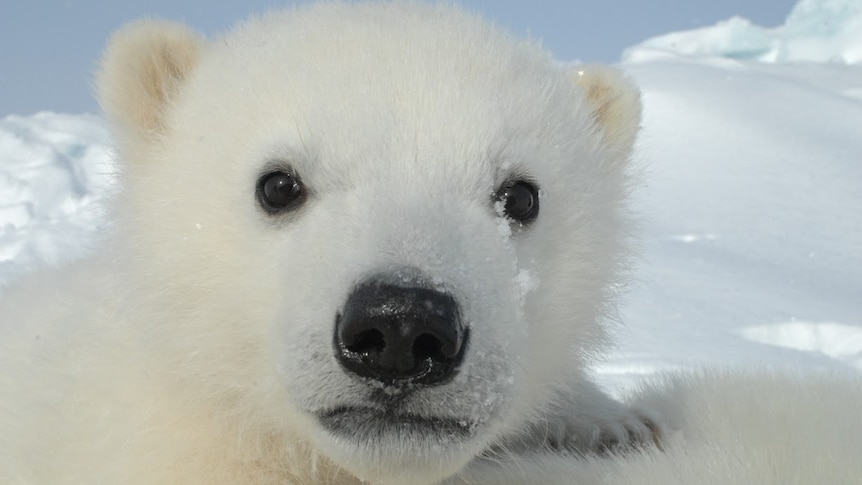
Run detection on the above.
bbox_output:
[98,3,640,483]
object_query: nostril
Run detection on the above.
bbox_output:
[345,329,385,354]
[412,333,443,361]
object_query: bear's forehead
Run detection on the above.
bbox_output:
[190,3,573,126]
[167,3,589,188]
[218,3,552,78]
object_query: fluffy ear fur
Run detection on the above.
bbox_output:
[570,65,642,158]
[96,19,204,144]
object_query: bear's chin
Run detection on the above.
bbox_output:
[310,408,490,484]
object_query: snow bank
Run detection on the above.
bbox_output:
[625,0,862,64]
[0,112,113,284]
[592,0,862,392]
[597,36,862,392]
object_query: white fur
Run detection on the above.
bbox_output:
[2,2,652,484]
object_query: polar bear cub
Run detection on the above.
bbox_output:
[0,2,658,484]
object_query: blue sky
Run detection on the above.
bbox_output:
[1,0,797,115]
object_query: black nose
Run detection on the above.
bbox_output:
[334,277,467,387]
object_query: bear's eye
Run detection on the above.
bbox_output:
[257,171,306,214]
[495,180,540,224]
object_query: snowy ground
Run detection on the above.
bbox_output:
[601,54,862,391]
[601,0,862,391]
[1,0,860,393]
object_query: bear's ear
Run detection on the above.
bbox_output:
[569,65,642,158]
[96,19,204,144]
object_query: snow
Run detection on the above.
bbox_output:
[625,0,862,64]
[0,113,113,285]
[601,0,862,391]
[738,321,862,369]
[0,0,860,393]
